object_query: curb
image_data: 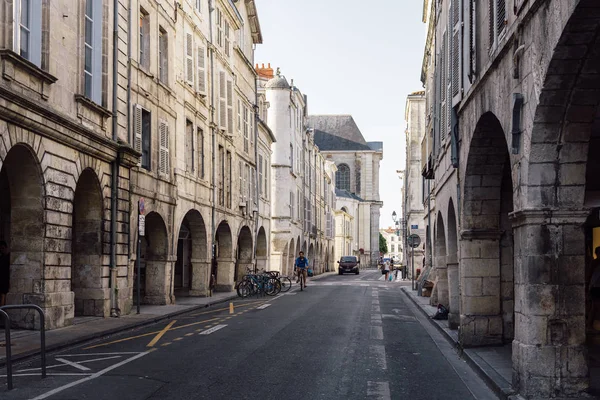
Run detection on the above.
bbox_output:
[0,293,238,368]
[400,287,515,400]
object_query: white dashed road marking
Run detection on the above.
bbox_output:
[199,324,228,335]
[370,326,384,340]
[370,345,387,370]
[367,381,391,399]
[257,304,271,310]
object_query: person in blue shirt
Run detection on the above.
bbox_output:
[294,251,309,288]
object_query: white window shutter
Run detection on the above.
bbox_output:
[197,45,206,94]
[440,31,447,143]
[451,0,462,106]
[159,120,170,175]
[133,105,143,155]
[219,71,226,129]
[185,33,194,85]
[226,80,233,134]
[238,160,243,201]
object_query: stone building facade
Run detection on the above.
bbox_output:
[258,67,336,277]
[0,0,271,329]
[419,0,600,397]
[310,115,383,268]
[403,92,427,280]
[380,228,402,263]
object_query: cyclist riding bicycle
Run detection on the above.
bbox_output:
[294,251,309,289]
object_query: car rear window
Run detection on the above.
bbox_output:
[341,256,357,262]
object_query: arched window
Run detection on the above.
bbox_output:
[336,163,350,191]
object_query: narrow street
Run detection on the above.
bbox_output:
[1,270,497,400]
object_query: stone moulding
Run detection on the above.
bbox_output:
[460,229,502,241]
[509,208,590,227]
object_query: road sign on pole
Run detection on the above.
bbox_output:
[138,215,145,237]
[408,234,421,248]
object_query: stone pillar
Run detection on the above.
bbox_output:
[189,259,210,297]
[256,256,268,273]
[215,257,235,292]
[433,256,449,307]
[459,229,503,346]
[144,257,175,305]
[447,250,460,330]
[511,210,588,398]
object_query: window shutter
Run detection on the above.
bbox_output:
[219,71,226,129]
[237,99,242,134]
[496,0,506,35]
[488,0,494,49]
[29,0,42,67]
[469,0,477,81]
[224,21,230,56]
[133,105,143,155]
[159,120,169,175]
[451,0,462,105]
[249,110,254,146]
[142,16,150,68]
[197,45,206,93]
[440,32,447,144]
[238,160,243,201]
[258,155,263,196]
[159,32,168,83]
[185,33,194,85]
[226,80,233,134]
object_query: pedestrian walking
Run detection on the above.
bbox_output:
[0,240,10,307]
[382,259,390,282]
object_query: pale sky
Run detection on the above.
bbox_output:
[254,0,427,230]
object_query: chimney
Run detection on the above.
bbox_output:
[255,62,274,79]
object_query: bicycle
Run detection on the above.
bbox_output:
[295,267,307,291]
[265,271,292,293]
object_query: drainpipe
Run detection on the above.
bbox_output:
[109,0,120,317]
[208,0,217,286]
[125,0,132,270]
[253,50,260,272]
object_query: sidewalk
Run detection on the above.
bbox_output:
[0,271,336,367]
[401,287,515,400]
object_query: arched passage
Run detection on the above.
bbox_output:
[175,210,208,297]
[256,227,267,272]
[72,168,105,316]
[140,212,171,305]
[287,237,295,276]
[433,213,447,307]
[214,221,233,292]
[447,199,459,329]
[0,144,45,310]
[519,4,600,397]
[461,112,513,347]
[308,243,314,271]
[236,226,253,281]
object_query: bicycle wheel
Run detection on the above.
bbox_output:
[279,276,292,293]
[265,278,281,296]
[237,281,251,298]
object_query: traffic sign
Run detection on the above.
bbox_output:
[408,234,421,248]
[139,215,145,237]
[139,198,145,215]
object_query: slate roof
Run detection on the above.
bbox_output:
[265,76,290,89]
[335,188,365,201]
[309,115,372,151]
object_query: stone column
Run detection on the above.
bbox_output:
[189,259,210,297]
[459,229,503,346]
[433,256,449,306]
[215,257,235,292]
[447,250,460,330]
[511,209,588,398]
[256,256,268,272]
[144,256,175,305]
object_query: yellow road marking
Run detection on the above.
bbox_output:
[84,317,221,350]
[147,320,177,348]
[189,300,264,317]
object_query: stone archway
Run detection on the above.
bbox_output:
[141,212,171,305]
[461,112,513,347]
[515,3,600,396]
[256,227,267,272]
[433,212,447,307]
[0,144,45,318]
[236,226,253,281]
[447,199,459,330]
[72,168,105,316]
[175,210,208,297]
[215,221,233,292]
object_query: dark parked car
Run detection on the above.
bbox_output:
[338,256,359,275]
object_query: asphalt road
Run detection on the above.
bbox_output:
[0,270,498,399]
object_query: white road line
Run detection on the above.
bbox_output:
[372,300,380,306]
[199,324,227,335]
[31,351,154,400]
[370,326,384,340]
[57,352,140,357]
[285,292,297,295]
[1,373,93,377]
[367,381,391,399]
[257,304,271,310]
[18,355,123,373]
[371,314,382,323]
[370,345,387,370]
[55,358,91,371]
[372,306,381,313]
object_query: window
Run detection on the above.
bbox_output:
[218,146,224,206]
[355,168,361,195]
[226,151,232,208]
[198,128,205,178]
[243,105,249,152]
[185,32,194,85]
[290,144,294,171]
[185,120,194,172]
[158,28,168,83]
[391,245,395,253]
[244,164,250,203]
[219,71,226,129]
[263,155,268,200]
[159,119,170,175]
[195,0,201,12]
[226,80,233,135]
[14,0,42,67]
[83,0,103,103]
[139,10,150,70]
[133,105,151,170]
[216,8,223,48]
[336,164,350,192]
[224,20,231,57]
[238,161,243,201]
[489,0,506,50]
